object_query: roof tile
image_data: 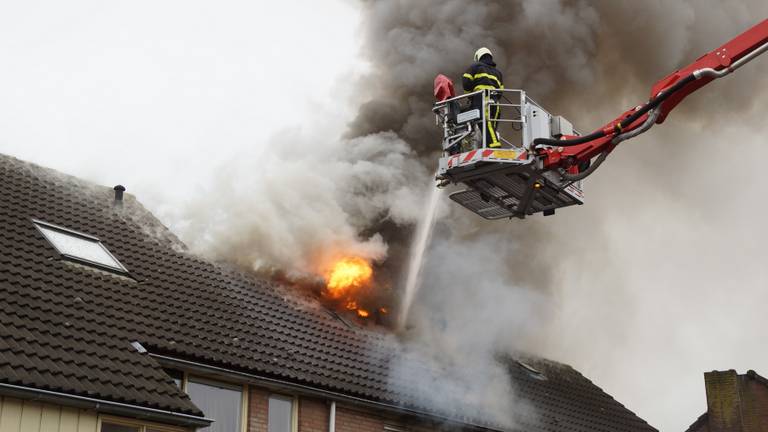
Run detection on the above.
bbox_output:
[0,153,657,431]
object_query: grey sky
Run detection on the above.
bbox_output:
[2,2,767,431]
[0,0,364,206]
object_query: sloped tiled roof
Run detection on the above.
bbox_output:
[0,153,657,431]
[515,358,661,431]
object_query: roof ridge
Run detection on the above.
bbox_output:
[745,369,768,387]
[0,152,188,253]
[684,412,708,432]
[0,151,659,431]
[516,356,659,429]
[0,152,108,194]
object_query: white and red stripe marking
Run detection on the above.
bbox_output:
[446,148,530,170]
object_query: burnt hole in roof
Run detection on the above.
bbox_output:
[326,309,354,330]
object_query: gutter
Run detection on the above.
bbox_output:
[150,353,501,432]
[0,382,213,428]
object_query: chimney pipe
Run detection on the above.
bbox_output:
[113,185,126,207]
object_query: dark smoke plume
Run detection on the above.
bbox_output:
[174,1,768,429]
[350,0,767,151]
[348,1,768,430]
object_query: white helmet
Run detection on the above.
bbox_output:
[474,47,492,62]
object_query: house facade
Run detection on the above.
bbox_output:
[0,153,658,432]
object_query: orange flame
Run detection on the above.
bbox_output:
[322,257,378,319]
[325,257,373,299]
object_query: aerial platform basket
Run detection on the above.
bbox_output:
[434,88,584,219]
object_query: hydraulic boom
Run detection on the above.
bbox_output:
[433,18,768,219]
[535,18,768,179]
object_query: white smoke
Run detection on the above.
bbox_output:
[350,1,768,431]
[389,233,550,427]
[157,1,768,430]
[169,129,431,278]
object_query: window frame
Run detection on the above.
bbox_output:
[32,219,129,274]
[185,375,249,432]
[98,415,189,432]
[267,393,298,432]
[163,368,185,390]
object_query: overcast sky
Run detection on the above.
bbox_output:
[1,2,766,431]
[0,0,365,206]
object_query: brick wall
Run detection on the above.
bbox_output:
[691,370,768,432]
[333,405,384,432]
[246,384,445,432]
[298,397,328,432]
[248,386,270,432]
[739,372,768,432]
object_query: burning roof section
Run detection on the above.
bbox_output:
[0,153,657,431]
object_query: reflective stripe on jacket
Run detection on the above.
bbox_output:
[462,58,504,92]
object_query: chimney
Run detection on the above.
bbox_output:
[113,185,126,207]
[705,370,744,432]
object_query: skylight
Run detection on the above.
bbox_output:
[517,360,546,380]
[33,220,128,273]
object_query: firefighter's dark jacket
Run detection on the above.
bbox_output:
[462,56,504,92]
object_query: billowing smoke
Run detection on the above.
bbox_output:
[172,129,430,280]
[348,1,768,430]
[170,1,768,429]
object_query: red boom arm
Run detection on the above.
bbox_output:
[539,18,768,171]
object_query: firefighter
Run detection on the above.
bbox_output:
[462,47,504,148]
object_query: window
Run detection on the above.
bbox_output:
[186,377,243,432]
[33,219,128,273]
[268,395,294,432]
[517,360,547,380]
[100,416,185,432]
[102,424,139,432]
[164,368,184,389]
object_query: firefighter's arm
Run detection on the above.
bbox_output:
[462,66,475,92]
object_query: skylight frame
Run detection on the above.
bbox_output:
[32,219,129,274]
[517,360,547,380]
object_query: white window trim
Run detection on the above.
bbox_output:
[181,371,188,392]
[241,384,249,432]
[32,219,129,273]
[187,376,243,392]
[292,395,299,432]
[267,393,298,432]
